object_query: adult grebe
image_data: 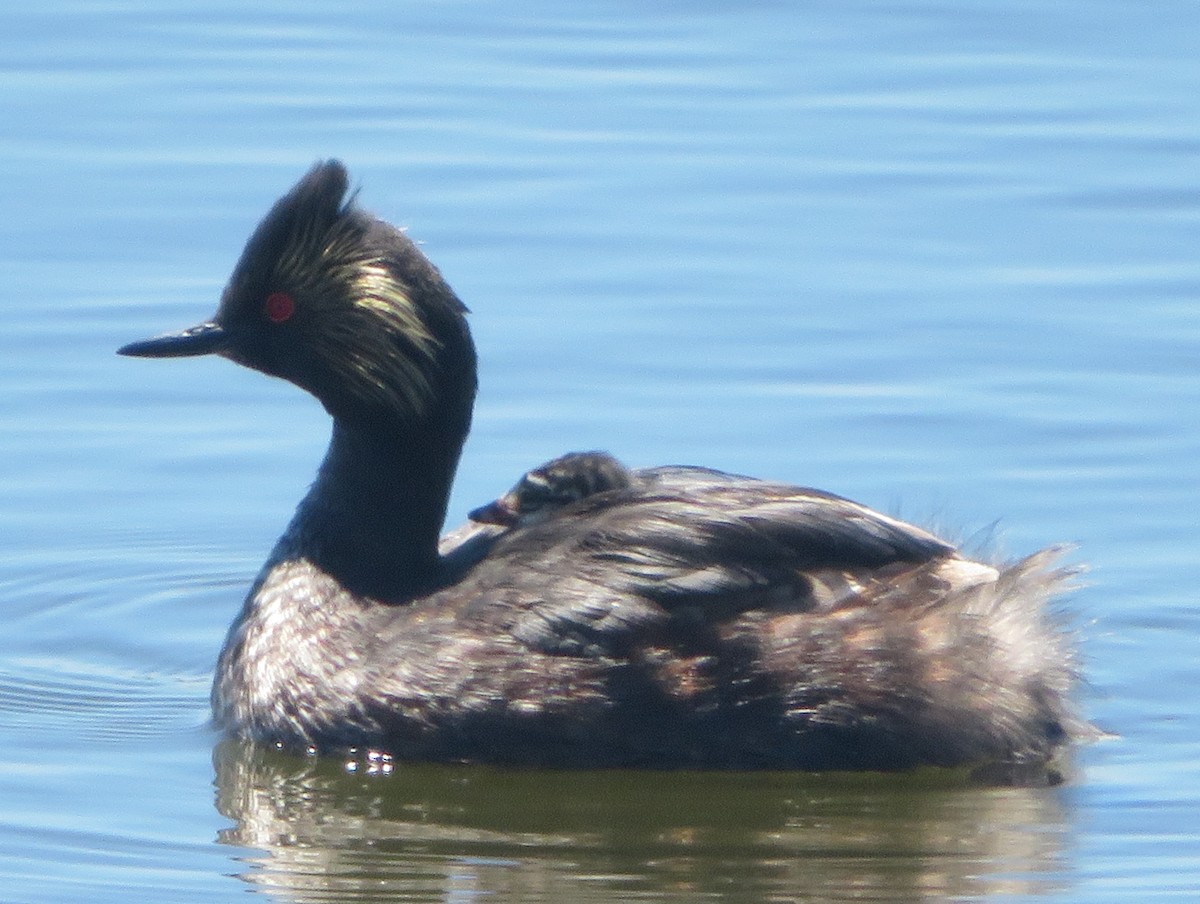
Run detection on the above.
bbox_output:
[120,161,1087,771]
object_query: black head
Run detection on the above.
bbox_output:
[469,451,632,526]
[119,161,476,428]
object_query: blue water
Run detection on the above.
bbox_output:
[2,1,1198,901]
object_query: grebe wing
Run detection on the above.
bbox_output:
[467,481,959,655]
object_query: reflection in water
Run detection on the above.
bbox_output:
[214,741,1075,902]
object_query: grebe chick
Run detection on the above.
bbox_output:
[119,161,1089,772]
[469,451,632,527]
[440,453,720,571]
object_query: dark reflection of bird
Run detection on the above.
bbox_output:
[120,161,1089,772]
[212,739,1073,900]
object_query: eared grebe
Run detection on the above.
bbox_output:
[119,161,1088,771]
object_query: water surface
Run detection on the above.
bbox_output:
[1,1,1198,901]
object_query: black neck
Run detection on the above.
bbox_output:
[281,389,472,602]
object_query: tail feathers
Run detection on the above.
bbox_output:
[978,546,1095,745]
[789,545,1094,770]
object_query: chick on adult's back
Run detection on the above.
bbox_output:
[119,161,1089,773]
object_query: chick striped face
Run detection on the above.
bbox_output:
[508,467,589,520]
[470,452,632,527]
[515,456,626,516]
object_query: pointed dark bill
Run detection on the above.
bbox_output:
[467,495,520,526]
[117,321,229,358]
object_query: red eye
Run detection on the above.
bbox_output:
[265,292,296,324]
